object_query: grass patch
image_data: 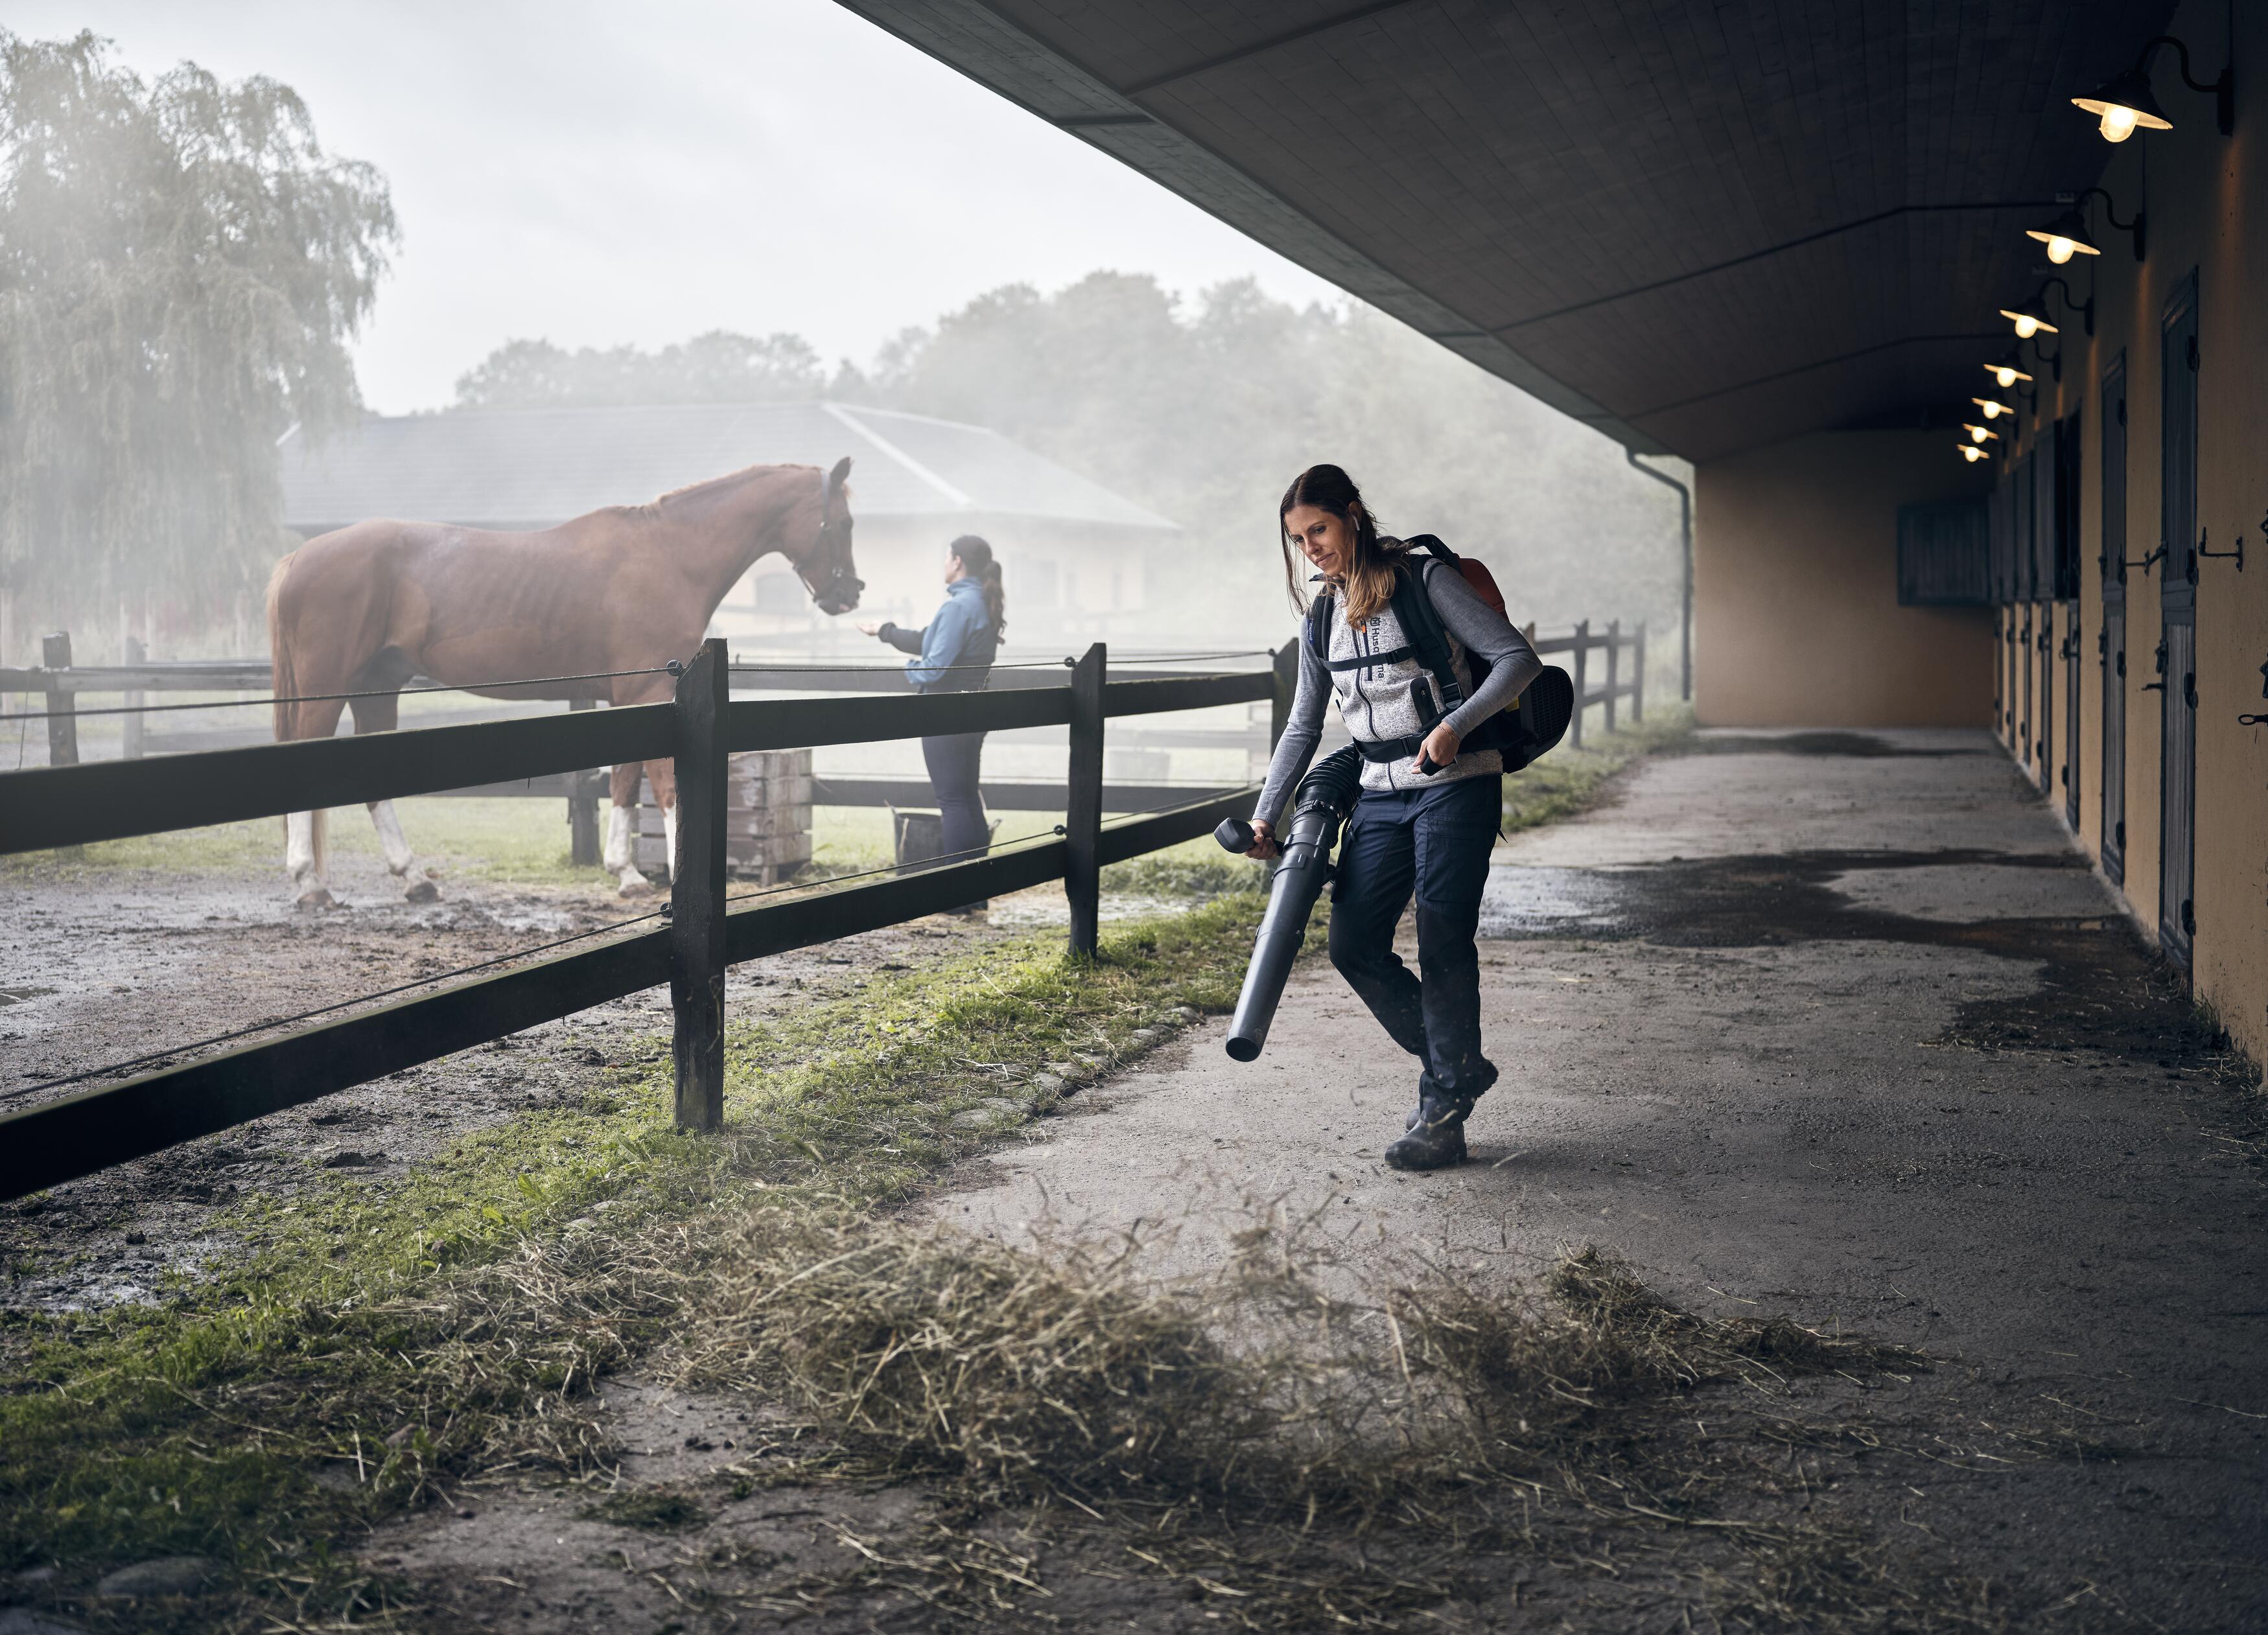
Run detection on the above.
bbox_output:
[1503,704,1694,833]
[0,898,1272,1629]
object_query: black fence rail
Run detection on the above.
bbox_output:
[0,640,1294,1201]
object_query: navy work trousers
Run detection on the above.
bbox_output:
[921,730,990,861]
[1327,773,1499,1104]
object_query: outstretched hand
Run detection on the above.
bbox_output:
[855,620,883,638]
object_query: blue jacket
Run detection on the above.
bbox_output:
[878,576,998,692]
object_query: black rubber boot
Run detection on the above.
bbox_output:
[1385,1095,1470,1171]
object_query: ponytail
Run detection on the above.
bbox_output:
[950,533,1007,640]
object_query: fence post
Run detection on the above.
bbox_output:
[1604,619,1620,736]
[568,699,601,866]
[41,632,76,768]
[670,637,729,1131]
[1632,622,1646,723]
[1066,642,1106,958]
[1569,620,1588,750]
[123,634,146,760]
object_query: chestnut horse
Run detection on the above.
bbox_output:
[266,456,860,906]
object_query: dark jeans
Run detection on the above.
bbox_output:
[1328,774,1499,1104]
[921,730,990,860]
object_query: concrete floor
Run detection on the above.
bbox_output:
[941,728,2268,1627]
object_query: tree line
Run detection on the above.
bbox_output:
[451,277,1685,645]
[0,30,1683,662]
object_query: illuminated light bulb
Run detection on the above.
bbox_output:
[2073,69,2171,144]
[1972,397,2012,419]
[1963,423,2000,444]
[1959,444,1985,463]
[2046,235,2077,264]
[2000,305,2058,338]
[1985,362,2033,388]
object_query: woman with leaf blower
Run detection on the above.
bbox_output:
[1245,465,1543,1172]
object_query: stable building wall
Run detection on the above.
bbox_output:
[1694,430,1993,728]
[1993,0,2268,1067]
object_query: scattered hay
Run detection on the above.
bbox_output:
[668,1212,1972,1629]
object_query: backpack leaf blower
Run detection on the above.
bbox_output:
[1212,745,1364,1061]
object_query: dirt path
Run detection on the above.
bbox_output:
[926,731,2268,1628]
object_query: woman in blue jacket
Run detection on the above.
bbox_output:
[858,535,1005,865]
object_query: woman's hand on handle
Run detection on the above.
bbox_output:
[1412,722,1462,776]
[1246,818,1281,861]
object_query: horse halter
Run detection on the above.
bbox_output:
[805,464,864,613]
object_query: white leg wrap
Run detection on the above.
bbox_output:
[664,803,680,880]
[605,802,650,892]
[286,812,318,886]
[369,800,439,899]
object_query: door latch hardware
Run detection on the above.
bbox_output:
[2122,542,2168,577]
[2196,526,2244,572]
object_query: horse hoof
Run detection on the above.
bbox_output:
[616,875,655,899]
[404,879,441,904]
[295,888,336,912]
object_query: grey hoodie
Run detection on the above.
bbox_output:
[1255,555,1543,828]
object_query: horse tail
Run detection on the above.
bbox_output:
[266,550,325,874]
[266,551,300,742]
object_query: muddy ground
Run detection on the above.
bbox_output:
[0,844,1140,1313]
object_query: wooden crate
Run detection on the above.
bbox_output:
[636,748,813,883]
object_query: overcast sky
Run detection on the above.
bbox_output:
[8,0,1350,413]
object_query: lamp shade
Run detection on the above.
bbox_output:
[1961,423,2001,444]
[2026,207,2103,263]
[2000,299,2059,338]
[1985,360,2034,388]
[1958,443,1986,463]
[1971,397,2014,419]
[2072,67,2174,142]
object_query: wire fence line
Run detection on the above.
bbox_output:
[1,780,1266,1112]
[0,650,1278,725]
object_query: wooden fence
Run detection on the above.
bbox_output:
[0,616,1648,1201]
[0,640,1291,1201]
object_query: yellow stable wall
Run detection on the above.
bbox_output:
[1994,0,2268,1068]
[1694,430,1992,728]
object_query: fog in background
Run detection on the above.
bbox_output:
[1,1,1689,675]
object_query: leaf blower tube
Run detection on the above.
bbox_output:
[1212,745,1365,1063]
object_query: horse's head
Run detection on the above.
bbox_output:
[792,456,863,616]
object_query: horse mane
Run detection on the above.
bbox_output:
[652,460,814,514]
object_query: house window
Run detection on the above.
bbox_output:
[1020,559,1060,609]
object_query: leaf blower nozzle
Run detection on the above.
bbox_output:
[1224,746,1364,1062]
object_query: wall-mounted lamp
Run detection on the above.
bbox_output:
[1971,396,2015,419]
[1961,423,2002,445]
[2072,34,2234,141]
[1958,444,1987,463]
[1985,358,2034,389]
[2028,190,2147,264]
[2000,297,2059,339]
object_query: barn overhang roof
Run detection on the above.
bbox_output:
[836,1,2177,461]
[279,400,1180,535]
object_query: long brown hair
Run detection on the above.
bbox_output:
[950,533,1005,639]
[1279,463,1403,625]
